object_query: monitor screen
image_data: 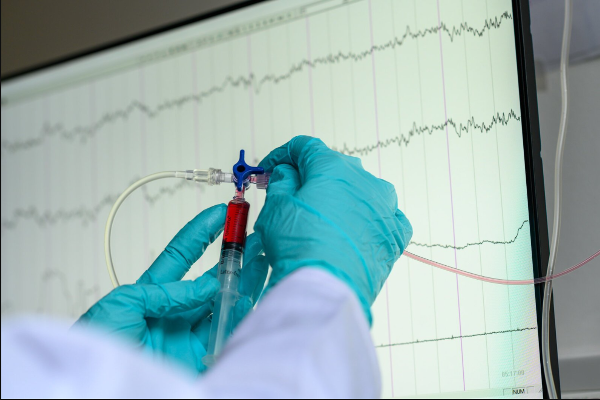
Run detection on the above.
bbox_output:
[1,0,546,397]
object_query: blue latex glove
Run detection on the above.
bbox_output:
[75,204,268,374]
[256,136,413,324]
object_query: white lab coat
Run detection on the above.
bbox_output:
[1,269,380,398]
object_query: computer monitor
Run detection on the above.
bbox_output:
[1,0,557,397]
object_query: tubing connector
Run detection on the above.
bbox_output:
[176,168,233,185]
[249,173,271,190]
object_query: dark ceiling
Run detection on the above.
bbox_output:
[1,0,244,79]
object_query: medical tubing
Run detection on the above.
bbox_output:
[104,169,229,288]
[543,1,572,397]
[403,249,598,285]
[104,168,592,289]
[105,172,176,288]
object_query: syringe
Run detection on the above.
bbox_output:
[202,189,251,367]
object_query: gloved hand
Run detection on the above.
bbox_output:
[255,136,412,324]
[75,204,268,374]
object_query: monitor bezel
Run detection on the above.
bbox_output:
[1,0,559,397]
[512,0,560,397]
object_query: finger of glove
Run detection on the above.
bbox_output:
[257,136,309,171]
[258,136,335,183]
[239,254,269,302]
[173,303,212,329]
[137,204,227,284]
[395,209,414,251]
[192,316,213,350]
[137,274,220,318]
[379,178,400,211]
[204,264,218,280]
[266,164,301,197]
[233,296,253,329]
[244,232,265,262]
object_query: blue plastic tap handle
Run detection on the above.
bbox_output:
[233,150,264,191]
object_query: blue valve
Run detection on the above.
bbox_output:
[233,149,264,191]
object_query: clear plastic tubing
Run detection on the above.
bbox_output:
[404,249,598,285]
[542,1,572,397]
[202,189,250,368]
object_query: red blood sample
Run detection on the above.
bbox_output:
[223,198,250,246]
